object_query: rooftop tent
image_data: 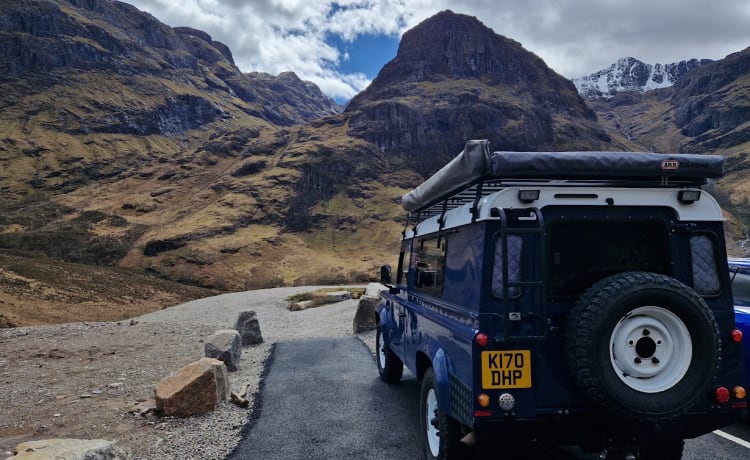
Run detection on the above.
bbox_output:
[401,140,724,213]
[401,140,492,213]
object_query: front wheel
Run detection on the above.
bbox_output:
[420,368,466,459]
[376,327,403,383]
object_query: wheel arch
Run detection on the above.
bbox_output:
[417,346,453,413]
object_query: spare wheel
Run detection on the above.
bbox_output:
[565,271,721,423]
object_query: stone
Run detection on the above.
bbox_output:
[7,438,128,459]
[233,311,263,346]
[324,290,351,302]
[289,300,313,311]
[154,358,229,417]
[353,283,384,333]
[204,329,241,371]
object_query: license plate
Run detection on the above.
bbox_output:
[481,350,532,389]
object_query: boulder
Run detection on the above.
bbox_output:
[233,311,263,346]
[154,358,229,417]
[353,283,385,333]
[7,438,128,459]
[289,300,313,311]
[204,329,241,371]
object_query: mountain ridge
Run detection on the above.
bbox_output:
[0,2,748,298]
[573,57,713,98]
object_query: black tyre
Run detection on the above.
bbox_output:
[638,438,684,460]
[420,368,466,460]
[565,272,721,423]
[376,327,403,383]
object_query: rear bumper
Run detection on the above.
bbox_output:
[473,410,741,446]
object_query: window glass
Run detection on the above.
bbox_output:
[690,234,720,295]
[548,221,666,297]
[413,237,446,297]
[492,235,523,298]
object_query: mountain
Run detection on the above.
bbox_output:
[573,57,713,98]
[344,10,618,176]
[2,3,747,298]
[0,0,339,203]
[581,47,750,253]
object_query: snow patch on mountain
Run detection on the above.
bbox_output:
[573,57,713,98]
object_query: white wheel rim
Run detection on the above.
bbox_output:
[377,331,387,370]
[425,388,440,457]
[609,306,692,393]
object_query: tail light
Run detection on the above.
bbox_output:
[714,387,730,404]
[731,329,743,343]
[475,332,489,347]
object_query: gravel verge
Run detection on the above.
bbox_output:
[0,286,376,459]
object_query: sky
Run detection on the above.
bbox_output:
[126,0,750,103]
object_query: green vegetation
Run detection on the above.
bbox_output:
[286,287,366,306]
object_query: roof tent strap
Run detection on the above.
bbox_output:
[470,181,483,222]
[402,212,411,238]
[401,139,492,212]
[437,200,448,247]
[438,200,448,231]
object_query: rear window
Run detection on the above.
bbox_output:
[548,221,667,297]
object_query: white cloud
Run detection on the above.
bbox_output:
[127,0,750,99]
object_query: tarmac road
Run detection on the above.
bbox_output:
[227,334,750,460]
[227,337,422,460]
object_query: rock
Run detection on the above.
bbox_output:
[289,300,313,311]
[233,311,263,346]
[353,283,384,333]
[154,358,229,417]
[7,438,128,459]
[204,329,241,371]
[324,290,351,302]
[0,314,16,328]
[230,391,249,408]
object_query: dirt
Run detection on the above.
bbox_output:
[0,253,230,458]
[0,252,218,327]
[0,321,227,458]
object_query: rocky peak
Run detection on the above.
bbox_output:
[671,46,750,149]
[344,10,612,177]
[573,57,713,98]
[174,26,235,65]
[355,10,566,97]
[0,0,339,129]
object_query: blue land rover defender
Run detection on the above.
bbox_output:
[376,140,746,459]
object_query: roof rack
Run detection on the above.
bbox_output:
[401,140,725,215]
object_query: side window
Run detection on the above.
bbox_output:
[492,234,523,298]
[690,234,720,295]
[413,236,446,297]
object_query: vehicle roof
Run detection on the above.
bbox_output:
[401,140,725,214]
[405,183,724,238]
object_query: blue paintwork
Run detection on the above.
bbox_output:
[378,205,746,446]
[729,258,750,390]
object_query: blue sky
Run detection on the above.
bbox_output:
[329,33,400,83]
[126,0,750,103]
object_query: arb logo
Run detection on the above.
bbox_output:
[662,159,679,170]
